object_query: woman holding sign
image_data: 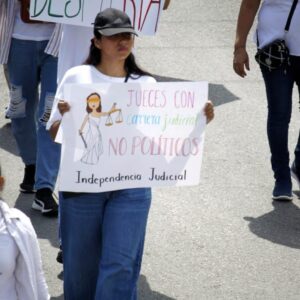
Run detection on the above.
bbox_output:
[57,0,172,83]
[48,8,214,300]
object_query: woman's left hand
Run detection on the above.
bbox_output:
[58,100,70,115]
[204,101,214,124]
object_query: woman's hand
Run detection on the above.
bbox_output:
[233,47,250,78]
[204,101,214,124]
[58,100,70,115]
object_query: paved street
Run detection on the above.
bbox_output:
[1,1,300,299]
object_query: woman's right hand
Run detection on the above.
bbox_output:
[58,100,70,115]
[233,47,250,78]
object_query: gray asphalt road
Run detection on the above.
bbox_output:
[1,1,300,299]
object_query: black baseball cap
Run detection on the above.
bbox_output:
[93,8,138,36]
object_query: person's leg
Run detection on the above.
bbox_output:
[32,41,60,215]
[95,188,151,300]
[35,44,60,190]
[260,65,294,199]
[290,56,300,185]
[3,65,10,119]
[6,39,39,192]
[59,192,107,300]
[3,64,10,88]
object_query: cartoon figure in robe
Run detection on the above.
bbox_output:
[79,92,122,165]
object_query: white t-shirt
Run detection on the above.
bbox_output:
[12,1,55,41]
[57,25,93,84]
[256,0,300,55]
[47,65,156,129]
[0,218,19,300]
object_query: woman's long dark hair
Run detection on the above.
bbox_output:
[85,29,152,78]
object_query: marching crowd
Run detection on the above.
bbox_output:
[0,0,299,299]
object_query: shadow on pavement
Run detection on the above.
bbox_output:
[0,122,19,156]
[14,192,60,248]
[244,200,300,249]
[57,270,63,281]
[154,74,239,107]
[50,274,175,300]
[138,274,176,300]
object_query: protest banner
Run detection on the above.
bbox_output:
[30,0,165,35]
[58,82,208,192]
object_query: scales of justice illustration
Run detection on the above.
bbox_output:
[105,104,123,126]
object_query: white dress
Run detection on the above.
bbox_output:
[80,115,104,164]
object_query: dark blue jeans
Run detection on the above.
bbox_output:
[59,188,151,300]
[7,39,60,190]
[260,56,300,182]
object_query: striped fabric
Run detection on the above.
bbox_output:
[0,0,62,64]
[0,0,15,64]
[45,23,63,57]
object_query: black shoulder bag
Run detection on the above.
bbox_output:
[255,0,298,71]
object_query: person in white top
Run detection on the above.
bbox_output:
[233,0,300,201]
[48,7,213,300]
[57,0,172,83]
[54,0,173,265]
[0,166,50,300]
[0,0,61,216]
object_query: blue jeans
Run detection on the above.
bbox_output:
[7,38,60,190]
[260,56,300,182]
[290,56,300,169]
[59,188,151,300]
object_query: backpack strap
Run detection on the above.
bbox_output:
[285,0,298,32]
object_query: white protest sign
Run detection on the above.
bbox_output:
[58,82,208,192]
[30,0,165,35]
